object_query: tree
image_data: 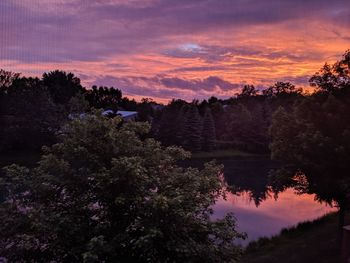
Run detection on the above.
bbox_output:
[156,100,187,146]
[237,85,257,98]
[136,98,155,122]
[262,82,302,97]
[208,96,219,104]
[85,86,122,111]
[209,101,225,140]
[310,50,350,93]
[174,104,189,146]
[68,92,90,114]
[270,95,350,231]
[183,105,203,152]
[0,112,245,262]
[0,69,20,90]
[0,76,64,152]
[201,108,216,151]
[0,69,21,149]
[222,104,253,151]
[43,70,83,105]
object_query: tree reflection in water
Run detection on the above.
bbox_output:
[187,157,337,244]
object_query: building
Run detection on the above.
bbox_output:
[116,110,138,121]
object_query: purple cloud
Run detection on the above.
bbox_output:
[86,75,242,100]
[1,0,349,63]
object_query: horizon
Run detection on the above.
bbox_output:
[1,0,349,102]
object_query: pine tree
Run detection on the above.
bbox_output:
[183,105,202,152]
[156,100,187,146]
[201,108,216,151]
[175,104,189,146]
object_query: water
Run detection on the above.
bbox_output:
[186,157,337,245]
[213,188,336,245]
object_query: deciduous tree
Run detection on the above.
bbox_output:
[0,112,245,262]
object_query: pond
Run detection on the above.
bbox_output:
[186,157,337,245]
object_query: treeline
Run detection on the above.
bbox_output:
[0,70,159,153]
[153,82,302,153]
[153,51,350,154]
[1,50,350,156]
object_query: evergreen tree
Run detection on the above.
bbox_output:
[183,105,202,152]
[175,104,189,146]
[201,108,216,151]
[156,100,187,146]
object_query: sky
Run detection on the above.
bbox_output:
[1,0,349,102]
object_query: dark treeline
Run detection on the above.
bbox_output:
[0,70,160,153]
[1,51,350,157]
[153,50,350,159]
[152,81,302,153]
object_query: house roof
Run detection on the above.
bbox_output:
[117,110,138,118]
[102,110,114,116]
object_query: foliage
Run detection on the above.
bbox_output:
[237,85,257,98]
[43,70,83,105]
[0,112,245,262]
[182,105,203,152]
[0,76,65,152]
[68,92,90,114]
[309,50,350,93]
[0,69,20,90]
[201,108,216,151]
[85,86,122,111]
[156,100,188,146]
[262,82,302,97]
[269,51,350,228]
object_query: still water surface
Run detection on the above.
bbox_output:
[213,188,336,245]
[187,158,337,244]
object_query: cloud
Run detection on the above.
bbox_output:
[160,76,239,91]
[1,0,349,63]
[87,75,242,101]
[0,0,349,101]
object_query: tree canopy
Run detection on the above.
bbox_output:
[269,50,350,229]
[43,70,83,105]
[0,112,245,262]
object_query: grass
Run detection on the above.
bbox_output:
[191,149,267,159]
[241,212,348,263]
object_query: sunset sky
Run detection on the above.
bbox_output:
[1,0,349,102]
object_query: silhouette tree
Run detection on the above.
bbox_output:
[237,85,257,98]
[201,108,216,151]
[0,77,64,151]
[183,105,202,152]
[310,49,350,93]
[0,69,20,90]
[270,94,350,230]
[263,82,302,97]
[157,100,187,146]
[86,86,122,110]
[43,70,83,105]
[174,104,189,146]
[222,104,253,151]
